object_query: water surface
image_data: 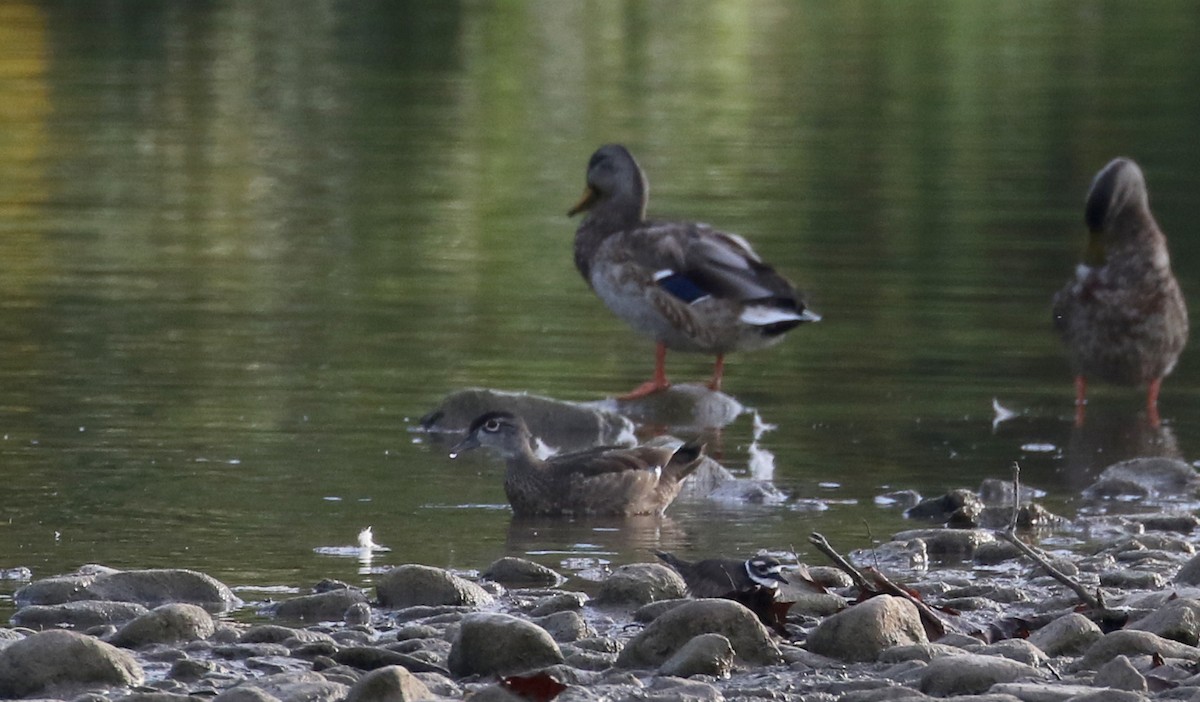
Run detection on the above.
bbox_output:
[2,1,1200,611]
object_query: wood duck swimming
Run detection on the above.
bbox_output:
[568,144,821,399]
[1052,158,1188,426]
[449,411,704,517]
[654,550,788,598]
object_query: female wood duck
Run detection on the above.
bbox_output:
[654,550,787,598]
[568,144,821,399]
[1053,157,1188,426]
[449,411,704,516]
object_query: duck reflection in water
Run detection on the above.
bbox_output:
[1062,406,1182,491]
[449,411,705,517]
[1052,158,1188,428]
[504,514,690,571]
[569,144,820,399]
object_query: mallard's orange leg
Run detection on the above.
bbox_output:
[620,342,670,400]
[1073,375,1087,427]
[706,354,726,392]
[1146,377,1163,427]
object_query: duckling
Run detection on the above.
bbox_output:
[449,411,704,516]
[654,550,787,598]
[569,144,820,399]
[1052,158,1188,426]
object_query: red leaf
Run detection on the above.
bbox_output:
[501,672,567,702]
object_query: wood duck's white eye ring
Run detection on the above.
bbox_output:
[484,419,501,432]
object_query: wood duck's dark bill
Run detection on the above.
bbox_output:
[448,434,480,459]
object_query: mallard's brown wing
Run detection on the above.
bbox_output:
[608,222,800,307]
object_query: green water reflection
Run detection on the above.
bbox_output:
[1,1,1199,606]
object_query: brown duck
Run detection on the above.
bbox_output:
[449,411,704,516]
[1053,157,1188,426]
[568,144,820,399]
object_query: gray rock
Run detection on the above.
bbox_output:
[87,569,239,611]
[334,646,450,675]
[787,591,848,617]
[1127,596,1200,645]
[594,563,687,606]
[344,602,372,626]
[10,601,150,630]
[168,657,214,682]
[212,687,282,702]
[640,675,725,701]
[918,651,1046,695]
[12,572,104,607]
[528,592,587,617]
[975,540,1024,565]
[1176,553,1200,585]
[532,610,592,643]
[482,557,562,586]
[213,671,347,702]
[878,643,964,663]
[273,588,369,622]
[634,598,690,623]
[376,565,494,609]
[1027,612,1103,656]
[1094,654,1148,692]
[241,624,335,646]
[851,539,929,572]
[1060,691,1151,702]
[990,683,1111,701]
[110,603,215,648]
[1079,629,1200,670]
[1100,570,1165,590]
[463,684,532,701]
[420,388,636,452]
[973,638,1047,666]
[612,382,745,431]
[344,665,435,702]
[1083,457,1200,499]
[447,612,563,677]
[806,595,928,663]
[658,633,734,678]
[0,629,144,698]
[887,529,995,561]
[616,598,780,668]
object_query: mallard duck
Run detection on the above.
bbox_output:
[653,550,787,598]
[448,411,704,516]
[568,144,820,399]
[1052,157,1188,425]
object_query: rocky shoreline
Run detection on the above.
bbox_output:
[5,486,1200,702]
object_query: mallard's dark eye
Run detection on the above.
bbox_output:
[484,419,500,432]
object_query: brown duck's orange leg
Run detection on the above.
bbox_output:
[1146,377,1163,427]
[1073,375,1087,427]
[706,354,726,392]
[620,342,671,400]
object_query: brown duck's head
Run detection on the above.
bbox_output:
[1085,157,1153,234]
[449,411,534,460]
[568,143,649,222]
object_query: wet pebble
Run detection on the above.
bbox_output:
[616,598,780,668]
[594,563,687,606]
[806,595,927,663]
[447,612,563,677]
[917,651,1046,695]
[482,556,563,586]
[376,565,493,609]
[0,629,145,698]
